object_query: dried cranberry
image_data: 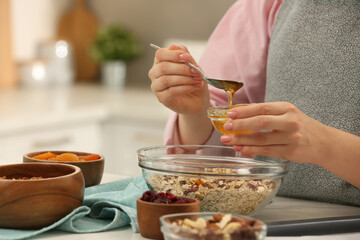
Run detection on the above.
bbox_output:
[140,190,195,204]
[155,192,167,199]
[166,191,177,201]
[153,197,167,204]
[140,190,155,202]
[173,199,185,204]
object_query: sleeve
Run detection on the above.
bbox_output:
[163,0,283,145]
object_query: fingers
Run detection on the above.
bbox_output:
[226,102,301,132]
[154,44,198,66]
[151,75,203,93]
[220,131,290,159]
[228,102,296,118]
[221,130,291,146]
[149,44,203,94]
[153,47,182,64]
[150,61,198,81]
[224,114,299,132]
[149,44,201,81]
[219,102,307,160]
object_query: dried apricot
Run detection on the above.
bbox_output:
[33,152,57,160]
[55,153,80,162]
[78,154,101,161]
[194,179,203,186]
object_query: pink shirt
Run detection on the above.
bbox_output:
[164,0,284,145]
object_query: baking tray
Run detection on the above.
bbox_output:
[267,215,360,236]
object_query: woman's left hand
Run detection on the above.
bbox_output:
[219,102,331,165]
[220,101,360,188]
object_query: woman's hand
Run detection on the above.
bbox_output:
[148,45,213,145]
[148,45,210,115]
[220,102,323,163]
[219,102,360,187]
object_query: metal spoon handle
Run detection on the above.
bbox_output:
[149,43,208,80]
[184,62,208,80]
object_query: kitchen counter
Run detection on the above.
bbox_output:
[34,173,360,240]
[0,84,171,136]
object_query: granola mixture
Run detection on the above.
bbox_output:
[1,176,44,180]
[166,213,264,240]
[147,173,278,215]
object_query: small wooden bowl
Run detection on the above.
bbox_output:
[137,197,200,240]
[0,163,84,229]
[23,150,104,187]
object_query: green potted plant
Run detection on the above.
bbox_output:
[90,25,141,88]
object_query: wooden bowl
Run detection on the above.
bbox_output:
[0,163,84,229]
[137,197,200,240]
[23,151,104,187]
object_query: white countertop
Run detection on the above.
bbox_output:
[0,84,171,136]
[34,173,360,240]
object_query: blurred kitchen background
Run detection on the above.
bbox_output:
[0,0,236,176]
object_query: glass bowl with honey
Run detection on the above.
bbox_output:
[207,104,252,134]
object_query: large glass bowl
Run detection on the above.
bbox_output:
[137,145,288,216]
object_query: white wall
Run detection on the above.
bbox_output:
[11,0,71,61]
[10,0,236,87]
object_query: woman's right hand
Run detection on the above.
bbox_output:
[148,45,210,115]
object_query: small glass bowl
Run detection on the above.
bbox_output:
[160,212,267,240]
[137,145,288,216]
[207,105,252,134]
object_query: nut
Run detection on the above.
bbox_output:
[168,214,263,240]
[183,218,207,229]
[223,222,242,231]
[217,214,232,229]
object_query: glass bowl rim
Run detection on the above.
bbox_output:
[208,104,248,109]
[137,145,288,179]
[207,104,248,117]
[160,211,267,232]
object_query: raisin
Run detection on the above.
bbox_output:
[140,190,155,202]
[140,190,195,204]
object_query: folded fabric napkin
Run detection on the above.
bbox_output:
[0,176,149,240]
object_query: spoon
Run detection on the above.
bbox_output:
[150,43,244,92]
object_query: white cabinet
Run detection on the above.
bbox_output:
[0,85,170,176]
[101,118,165,176]
[0,122,101,165]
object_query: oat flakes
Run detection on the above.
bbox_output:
[147,174,278,215]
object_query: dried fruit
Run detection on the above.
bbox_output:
[32,152,101,162]
[32,152,57,160]
[55,153,80,162]
[140,190,195,204]
[2,176,44,180]
[79,154,101,161]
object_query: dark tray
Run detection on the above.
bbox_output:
[267,215,360,236]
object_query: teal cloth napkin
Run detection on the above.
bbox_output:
[0,176,149,240]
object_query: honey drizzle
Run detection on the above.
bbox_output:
[216,80,243,109]
[226,89,235,109]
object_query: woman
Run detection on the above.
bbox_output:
[148,0,360,206]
